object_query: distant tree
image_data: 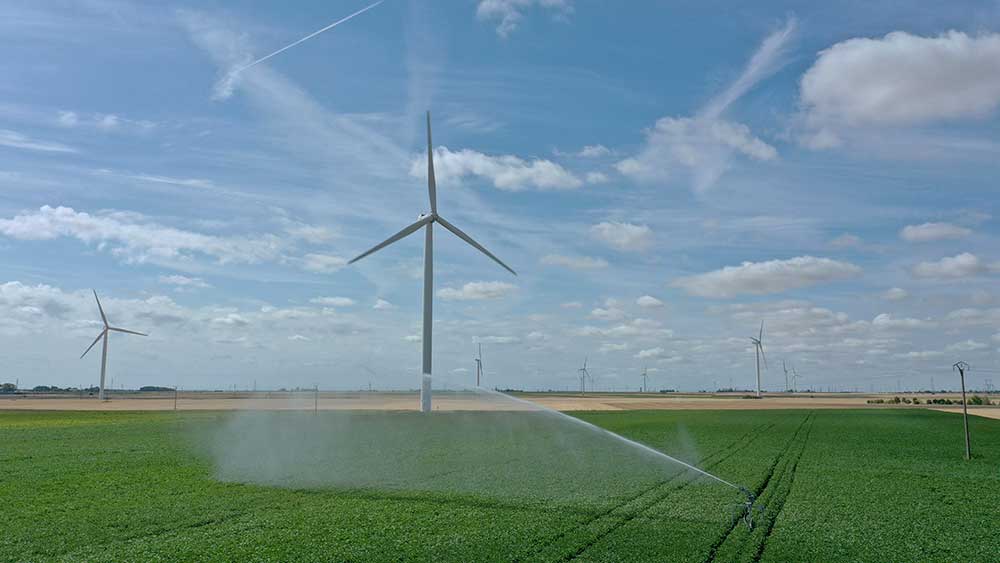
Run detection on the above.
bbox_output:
[0,382,16,394]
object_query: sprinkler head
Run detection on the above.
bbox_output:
[738,486,761,530]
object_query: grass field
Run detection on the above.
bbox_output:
[2,408,997,562]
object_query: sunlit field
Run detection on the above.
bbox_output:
[2,408,997,562]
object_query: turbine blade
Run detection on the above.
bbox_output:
[760,345,768,369]
[759,320,764,342]
[427,111,437,215]
[435,215,516,275]
[93,290,108,327]
[109,327,148,337]
[81,330,105,359]
[348,215,432,264]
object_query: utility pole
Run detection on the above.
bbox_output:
[953,361,972,460]
[173,386,178,411]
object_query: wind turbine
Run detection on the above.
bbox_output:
[782,360,789,393]
[749,320,766,398]
[349,112,516,413]
[80,290,148,401]
[641,366,648,393]
[791,365,800,393]
[474,343,484,387]
[578,358,592,395]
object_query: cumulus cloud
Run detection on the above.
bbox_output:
[540,254,608,270]
[946,339,988,352]
[437,281,517,301]
[636,295,664,308]
[635,346,664,359]
[900,222,972,242]
[872,313,934,330]
[0,130,77,153]
[309,297,355,307]
[578,144,611,158]
[911,253,989,279]
[801,31,1000,130]
[589,306,625,321]
[373,298,393,310]
[560,301,582,309]
[0,205,283,265]
[412,147,581,191]
[616,19,793,191]
[158,275,211,289]
[615,117,777,191]
[673,256,861,298]
[477,335,520,344]
[829,233,862,249]
[590,222,653,252]
[476,0,573,38]
[300,253,348,274]
[882,287,909,301]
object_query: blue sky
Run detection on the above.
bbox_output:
[2,0,999,393]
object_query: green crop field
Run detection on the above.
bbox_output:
[2,408,997,562]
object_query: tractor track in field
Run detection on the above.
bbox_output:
[514,421,776,563]
[701,411,815,563]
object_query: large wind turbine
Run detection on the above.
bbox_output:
[349,112,516,412]
[749,321,766,398]
[80,290,148,401]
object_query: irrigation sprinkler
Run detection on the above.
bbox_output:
[953,361,971,460]
[736,487,765,530]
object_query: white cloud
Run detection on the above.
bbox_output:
[540,254,608,270]
[477,335,520,344]
[0,130,77,153]
[673,256,861,298]
[590,222,653,252]
[0,205,283,265]
[636,295,664,308]
[882,287,909,301]
[158,275,211,289]
[615,117,777,191]
[872,313,934,330]
[911,253,988,279]
[616,19,793,191]
[288,334,310,341]
[438,281,517,301]
[309,297,355,307]
[404,334,421,342]
[900,222,972,242]
[893,350,942,359]
[589,306,625,321]
[412,147,581,191]
[585,171,610,184]
[801,31,1000,129]
[578,144,611,158]
[373,298,393,310]
[476,0,573,38]
[947,339,988,352]
[56,111,155,132]
[301,253,347,273]
[635,346,664,359]
[560,301,582,309]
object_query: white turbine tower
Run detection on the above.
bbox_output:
[80,290,148,401]
[749,320,766,398]
[475,343,484,387]
[349,112,516,413]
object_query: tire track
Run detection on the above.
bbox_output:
[518,421,776,563]
[702,412,815,563]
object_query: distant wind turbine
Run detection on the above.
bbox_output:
[578,358,592,395]
[349,112,516,412]
[749,320,766,398]
[641,366,648,393]
[80,290,147,401]
[475,343,484,387]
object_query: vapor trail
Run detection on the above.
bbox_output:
[230,0,384,76]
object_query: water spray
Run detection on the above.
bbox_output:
[476,386,763,528]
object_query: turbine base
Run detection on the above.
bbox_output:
[420,374,432,413]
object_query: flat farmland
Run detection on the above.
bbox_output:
[1,409,997,562]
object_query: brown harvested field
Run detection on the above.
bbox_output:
[3,390,998,417]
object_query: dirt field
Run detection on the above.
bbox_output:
[3,390,998,418]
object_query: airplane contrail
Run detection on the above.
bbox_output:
[230,0,384,76]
